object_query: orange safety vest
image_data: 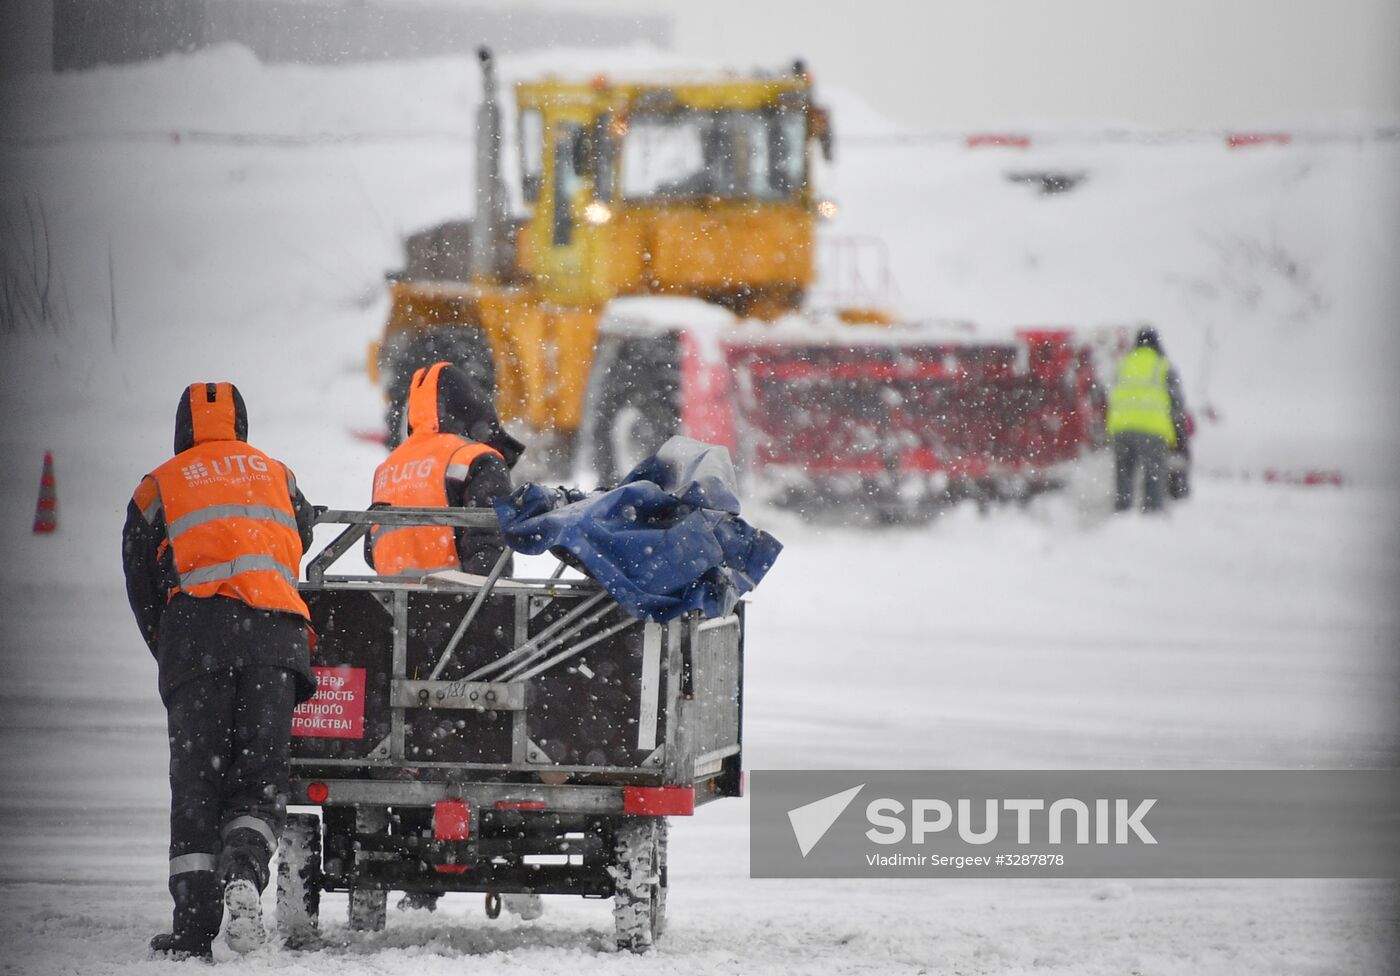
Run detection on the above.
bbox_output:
[146,441,309,619]
[370,434,502,576]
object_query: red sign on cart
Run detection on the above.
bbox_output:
[292,666,366,739]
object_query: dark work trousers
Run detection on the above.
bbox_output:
[165,666,296,941]
[1113,431,1169,513]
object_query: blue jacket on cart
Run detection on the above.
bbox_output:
[495,437,781,622]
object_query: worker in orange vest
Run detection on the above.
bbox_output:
[122,382,317,960]
[367,361,522,577]
[367,361,538,917]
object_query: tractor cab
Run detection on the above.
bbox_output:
[513,72,832,317]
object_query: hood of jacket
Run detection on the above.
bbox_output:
[406,361,524,468]
[174,382,248,453]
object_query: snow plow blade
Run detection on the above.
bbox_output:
[587,308,1106,515]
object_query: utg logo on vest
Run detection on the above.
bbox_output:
[375,458,436,492]
[182,454,270,485]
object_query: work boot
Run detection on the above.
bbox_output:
[396,891,441,912]
[149,931,213,962]
[502,893,544,921]
[160,868,221,960]
[222,878,266,954]
[218,825,273,953]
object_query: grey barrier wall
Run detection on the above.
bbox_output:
[51,0,672,72]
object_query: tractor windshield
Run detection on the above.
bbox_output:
[620,109,806,202]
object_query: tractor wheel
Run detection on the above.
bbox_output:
[611,817,668,953]
[590,337,679,485]
[275,813,321,948]
[382,327,496,448]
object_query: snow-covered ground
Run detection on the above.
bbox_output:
[1,46,1397,974]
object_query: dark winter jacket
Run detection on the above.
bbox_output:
[365,362,522,575]
[122,383,317,704]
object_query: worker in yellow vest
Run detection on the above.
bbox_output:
[1106,327,1188,513]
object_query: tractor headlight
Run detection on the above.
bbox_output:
[583,201,613,225]
[815,198,838,220]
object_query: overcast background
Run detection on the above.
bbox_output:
[3,0,1398,130]
[599,0,1400,130]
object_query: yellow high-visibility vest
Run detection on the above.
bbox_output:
[1106,347,1176,446]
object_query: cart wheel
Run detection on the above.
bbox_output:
[654,818,668,938]
[348,806,388,932]
[611,818,668,953]
[348,889,387,932]
[484,891,501,919]
[275,813,321,948]
[589,337,679,486]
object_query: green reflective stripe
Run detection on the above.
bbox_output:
[222,815,276,852]
[167,504,298,541]
[169,853,217,876]
[180,554,297,589]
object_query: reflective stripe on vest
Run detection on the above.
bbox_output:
[149,441,309,619]
[370,433,502,577]
[180,553,297,589]
[1106,348,1176,446]
[167,503,299,541]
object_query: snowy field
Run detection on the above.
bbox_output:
[1,46,1398,974]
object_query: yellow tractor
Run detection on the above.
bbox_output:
[376,49,828,454]
[375,48,1101,514]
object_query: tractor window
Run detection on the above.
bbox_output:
[552,121,584,246]
[519,109,543,204]
[593,114,615,202]
[768,110,806,195]
[621,113,705,199]
[620,109,806,202]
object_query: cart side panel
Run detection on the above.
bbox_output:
[684,610,743,766]
[525,620,669,768]
[403,591,517,764]
[292,590,393,761]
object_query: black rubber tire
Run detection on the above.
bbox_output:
[611,817,668,953]
[348,889,387,933]
[275,814,321,948]
[590,337,680,486]
[347,806,388,932]
[382,327,496,448]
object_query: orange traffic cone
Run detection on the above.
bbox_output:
[33,451,57,534]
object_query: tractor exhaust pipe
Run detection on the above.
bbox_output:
[471,46,511,284]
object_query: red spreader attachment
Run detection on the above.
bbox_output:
[434,799,472,840]
[622,785,695,816]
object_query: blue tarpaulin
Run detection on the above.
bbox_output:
[494,437,782,622]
